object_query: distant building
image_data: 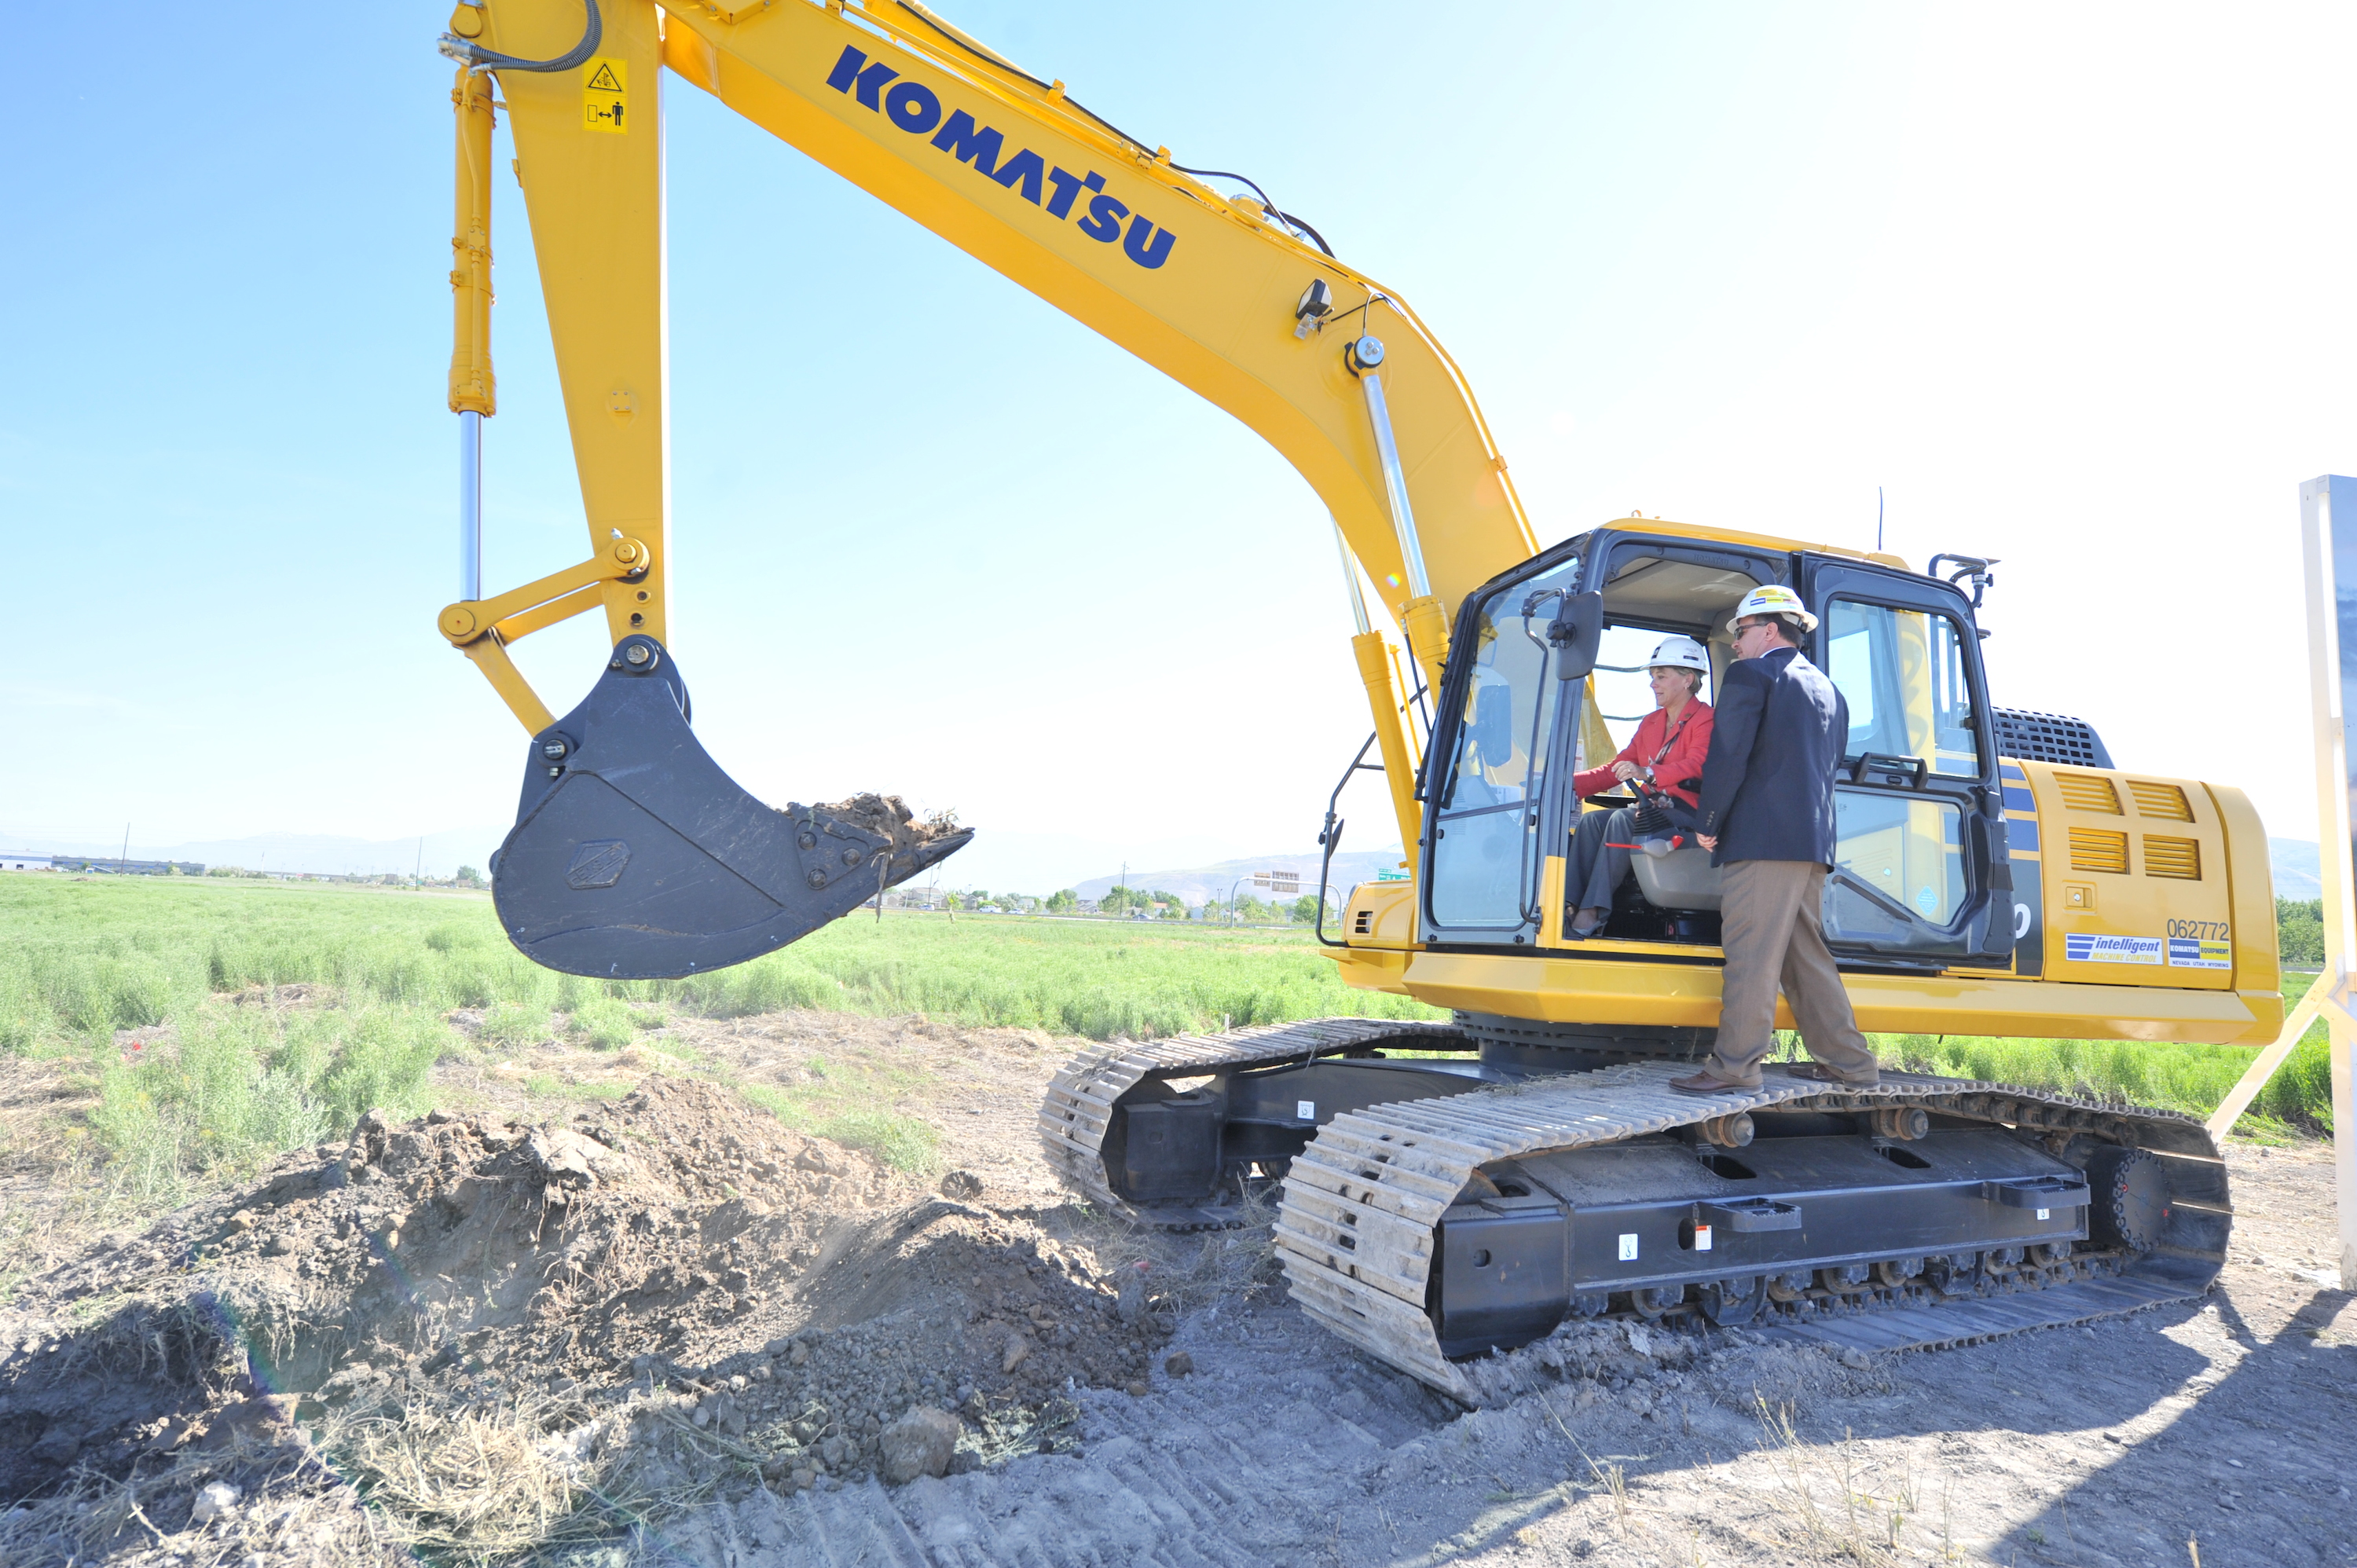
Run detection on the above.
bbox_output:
[49,855,206,876]
[1,853,51,872]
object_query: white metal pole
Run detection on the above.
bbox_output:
[1358,369,1432,600]
[459,409,484,601]
[1332,522,1373,636]
[2301,475,2357,1284]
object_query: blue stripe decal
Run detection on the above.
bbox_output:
[2003,787,2036,812]
[2007,816,2040,852]
[2000,761,2027,780]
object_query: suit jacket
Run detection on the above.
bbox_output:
[1694,646,1849,866]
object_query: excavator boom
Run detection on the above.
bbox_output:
[435,0,1533,974]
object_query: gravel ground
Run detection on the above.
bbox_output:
[641,1016,2357,1568]
[2,1009,2351,1566]
[632,1120,2357,1567]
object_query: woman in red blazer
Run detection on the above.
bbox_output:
[1567,635,1715,938]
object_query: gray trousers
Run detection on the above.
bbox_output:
[1567,806,1636,914]
[1704,859,1880,1089]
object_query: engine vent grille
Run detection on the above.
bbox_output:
[2068,827,2130,874]
[2128,781,2194,820]
[2143,836,2201,879]
[1994,708,2115,768]
[1354,908,1374,936]
[2054,773,2124,815]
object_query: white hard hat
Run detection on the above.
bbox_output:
[1726,584,1820,635]
[1645,635,1710,673]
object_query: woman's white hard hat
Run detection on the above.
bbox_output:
[1726,584,1820,635]
[1645,635,1711,673]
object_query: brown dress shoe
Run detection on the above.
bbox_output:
[1782,1061,1880,1088]
[1668,1069,1754,1095]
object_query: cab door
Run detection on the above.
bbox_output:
[1419,544,1588,947]
[1797,556,2011,969]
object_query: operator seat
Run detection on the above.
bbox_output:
[1626,619,1743,914]
[1626,771,1723,913]
[1629,842,1723,911]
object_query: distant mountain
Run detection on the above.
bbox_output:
[2273,837,2320,900]
[1,827,509,879]
[1070,850,1409,908]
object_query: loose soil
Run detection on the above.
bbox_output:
[1,1009,2352,1566]
[811,793,963,877]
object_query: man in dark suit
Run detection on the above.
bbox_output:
[1670,585,1880,1094]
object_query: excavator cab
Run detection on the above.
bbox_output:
[1418,525,2020,970]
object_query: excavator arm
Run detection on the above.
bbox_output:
[436,0,1540,976]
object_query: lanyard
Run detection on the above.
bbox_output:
[1647,707,1694,768]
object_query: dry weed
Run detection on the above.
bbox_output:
[1590,1455,1632,1519]
[339,1391,647,1563]
[1061,1181,1287,1316]
[1750,1393,1948,1563]
[0,1435,395,1568]
[0,1388,693,1568]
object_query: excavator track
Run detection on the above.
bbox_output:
[1037,1018,1466,1223]
[1040,1022,2230,1402]
[1279,1058,2228,1399]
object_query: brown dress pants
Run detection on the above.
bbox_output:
[1704,859,1880,1089]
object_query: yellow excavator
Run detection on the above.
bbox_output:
[434,0,2279,1398]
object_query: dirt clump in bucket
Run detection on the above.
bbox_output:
[806,793,965,877]
[0,1077,1169,1559]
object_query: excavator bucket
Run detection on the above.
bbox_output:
[488,635,970,978]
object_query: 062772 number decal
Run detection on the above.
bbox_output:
[2166,921,2232,971]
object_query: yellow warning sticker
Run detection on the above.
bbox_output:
[583,57,627,134]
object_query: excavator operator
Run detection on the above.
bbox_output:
[1563,634,1714,940]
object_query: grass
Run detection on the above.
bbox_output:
[1861,969,2333,1136]
[735,1045,948,1175]
[84,1002,445,1208]
[0,873,2336,1226]
[0,874,1435,1053]
[742,1090,943,1175]
[0,875,1439,1206]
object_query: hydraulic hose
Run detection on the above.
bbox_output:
[441,0,601,73]
[878,1,1339,258]
[1171,165,1334,255]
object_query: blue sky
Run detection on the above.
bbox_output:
[6,3,2353,885]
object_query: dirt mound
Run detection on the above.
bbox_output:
[0,1078,1170,1557]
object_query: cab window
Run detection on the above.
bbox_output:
[1427,556,1582,928]
[1590,624,1715,754]
[1823,600,1982,778]
[1827,793,1967,936]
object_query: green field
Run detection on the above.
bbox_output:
[0,874,2334,1211]
[1864,970,2330,1139]
[0,874,1438,1050]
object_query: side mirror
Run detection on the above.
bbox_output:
[1549,591,1605,678]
